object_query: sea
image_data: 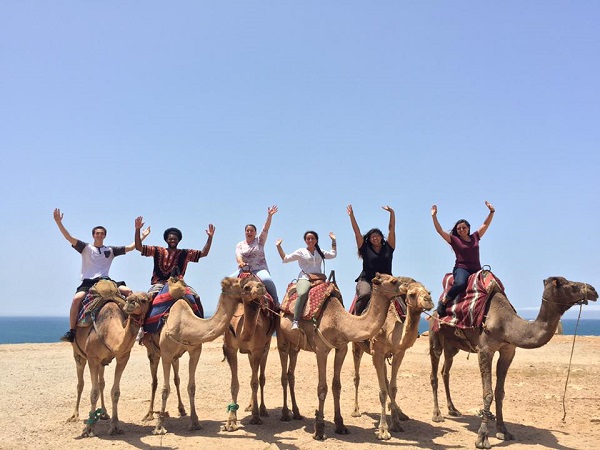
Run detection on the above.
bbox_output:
[0,316,598,345]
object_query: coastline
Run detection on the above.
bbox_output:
[1,336,599,449]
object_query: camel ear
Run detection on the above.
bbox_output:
[398,282,408,299]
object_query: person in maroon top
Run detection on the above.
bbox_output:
[431,201,495,316]
[134,216,215,301]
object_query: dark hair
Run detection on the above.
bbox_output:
[304,230,326,260]
[450,219,471,237]
[245,224,257,232]
[92,226,107,236]
[163,227,183,242]
[358,228,386,258]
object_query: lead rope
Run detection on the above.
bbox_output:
[561,304,583,422]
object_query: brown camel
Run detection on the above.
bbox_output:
[277,273,402,440]
[69,282,150,438]
[352,277,433,440]
[222,276,276,431]
[141,275,266,435]
[430,276,598,449]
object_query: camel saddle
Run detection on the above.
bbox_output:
[281,280,342,321]
[76,279,126,328]
[432,269,510,332]
[143,282,203,334]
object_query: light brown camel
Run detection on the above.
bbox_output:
[277,273,402,440]
[222,276,276,431]
[351,277,433,440]
[430,276,598,449]
[141,275,266,435]
[69,282,150,438]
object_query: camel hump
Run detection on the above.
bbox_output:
[89,279,121,301]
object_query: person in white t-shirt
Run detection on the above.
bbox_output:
[53,208,150,342]
[231,205,279,305]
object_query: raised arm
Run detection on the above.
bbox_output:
[477,201,495,238]
[275,238,286,261]
[127,219,150,252]
[431,205,451,244]
[383,205,396,249]
[260,205,278,243]
[53,208,78,246]
[347,204,364,249]
[200,224,215,257]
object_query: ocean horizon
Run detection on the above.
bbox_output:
[0,316,598,345]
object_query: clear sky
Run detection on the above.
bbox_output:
[1,2,598,320]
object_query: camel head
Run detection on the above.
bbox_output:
[398,279,434,312]
[371,273,401,299]
[542,277,598,313]
[239,276,267,305]
[167,274,188,300]
[123,292,151,317]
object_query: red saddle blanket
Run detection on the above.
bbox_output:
[281,281,340,320]
[432,270,506,331]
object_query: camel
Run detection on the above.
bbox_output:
[277,273,402,440]
[68,283,150,438]
[351,277,433,440]
[430,276,598,449]
[222,275,277,431]
[141,275,266,435]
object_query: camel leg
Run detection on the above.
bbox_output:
[81,361,102,438]
[186,347,202,431]
[258,343,270,417]
[313,350,330,441]
[108,353,130,435]
[142,346,160,422]
[351,342,364,417]
[442,347,462,417]
[476,349,494,449]
[430,331,444,423]
[172,357,187,417]
[248,352,263,425]
[287,348,302,420]
[67,354,86,423]
[278,339,292,422]
[388,350,408,432]
[332,345,349,435]
[98,364,110,420]
[223,343,240,431]
[373,351,392,440]
[153,354,173,435]
[494,346,515,442]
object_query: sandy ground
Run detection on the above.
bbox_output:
[1,333,599,450]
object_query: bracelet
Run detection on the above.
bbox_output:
[490,210,495,213]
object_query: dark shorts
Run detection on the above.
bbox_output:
[76,277,126,293]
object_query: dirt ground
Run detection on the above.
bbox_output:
[1,334,599,450]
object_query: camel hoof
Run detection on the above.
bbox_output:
[249,416,263,425]
[108,427,124,436]
[141,412,154,422]
[351,410,361,417]
[178,407,187,417]
[390,422,404,433]
[66,415,79,423]
[432,414,444,423]
[99,412,110,420]
[335,424,349,435]
[244,404,253,412]
[188,421,202,431]
[280,414,291,422]
[259,406,269,417]
[80,428,95,438]
[475,437,491,449]
[152,426,168,435]
[221,423,238,432]
[448,409,462,417]
[496,431,514,441]
[376,430,391,440]
[313,433,327,441]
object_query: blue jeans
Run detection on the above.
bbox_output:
[446,267,474,301]
[230,268,279,305]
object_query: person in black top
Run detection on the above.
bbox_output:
[347,204,396,315]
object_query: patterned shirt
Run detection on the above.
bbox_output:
[235,227,269,272]
[141,245,203,285]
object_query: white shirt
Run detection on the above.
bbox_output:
[74,240,125,280]
[282,247,336,280]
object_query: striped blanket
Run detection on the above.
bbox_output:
[143,284,203,334]
[281,281,341,320]
[433,270,506,331]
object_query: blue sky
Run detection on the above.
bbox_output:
[1,2,598,320]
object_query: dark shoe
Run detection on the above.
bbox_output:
[436,302,446,317]
[60,329,75,342]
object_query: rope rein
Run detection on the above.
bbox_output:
[561,303,583,422]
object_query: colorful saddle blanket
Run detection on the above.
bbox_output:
[238,271,277,311]
[281,281,341,320]
[433,269,506,331]
[143,284,203,334]
[77,279,125,327]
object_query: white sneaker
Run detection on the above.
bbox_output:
[291,320,299,330]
